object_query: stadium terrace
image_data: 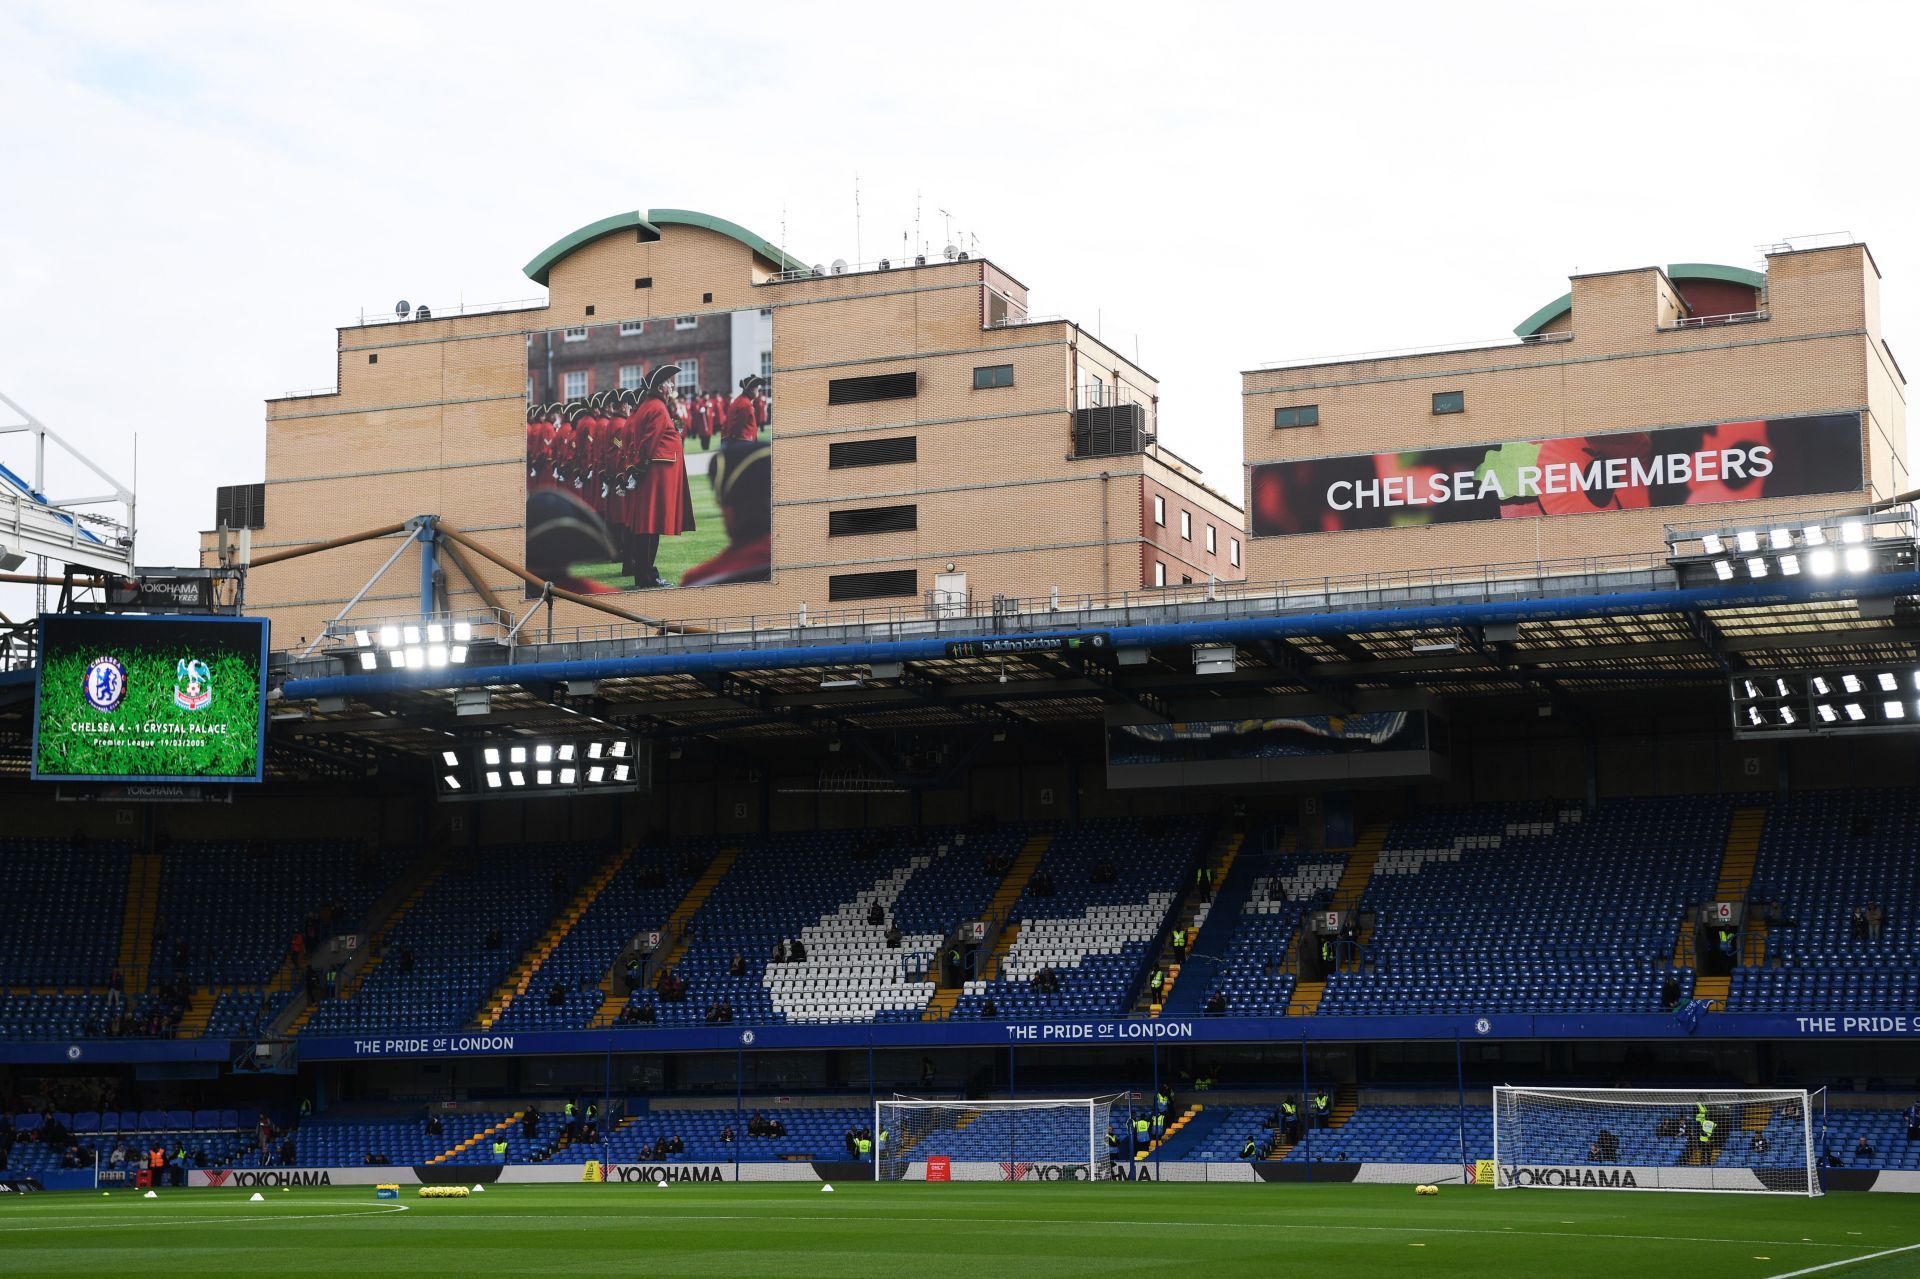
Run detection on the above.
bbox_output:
[0,217,1915,1242]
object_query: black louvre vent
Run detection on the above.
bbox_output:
[828,371,918,405]
[215,482,266,531]
[829,569,917,601]
[829,436,918,468]
[829,504,917,537]
[1071,402,1149,458]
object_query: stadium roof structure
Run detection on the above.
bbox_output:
[8,553,1912,779]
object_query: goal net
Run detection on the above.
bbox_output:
[1493,1086,1819,1196]
[873,1096,1119,1182]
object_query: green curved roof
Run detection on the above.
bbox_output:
[523,208,807,286]
[1512,263,1768,337]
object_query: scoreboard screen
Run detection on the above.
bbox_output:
[31,613,269,783]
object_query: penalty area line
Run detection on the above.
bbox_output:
[1760,1241,1920,1279]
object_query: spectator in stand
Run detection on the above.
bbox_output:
[748,1112,768,1138]
[1205,992,1228,1016]
[398,945,416,975]
[426,1112,444,1138]
[635,1001,656,1024]
[772,939,788,965]
[1661,976,1682,1012]
[729,952,747,978]
[1855,1135,1876,1163]
[788,938,807,963]
[1750,1131,1770,1156]
[547,983,567,1006]
[885,922,902,949]
[720,1125,735,1144]
[768,1115,786,1138]
[1866,903,1885,943]
[522,1108,539,1140]
[980,996,998,1019]
[867,901,885,927]
[1905,1099,1920,1142]
[485,926,503,950]
[1588,1129,1620,1163]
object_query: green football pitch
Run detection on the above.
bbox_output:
[3,1183,1917,1278]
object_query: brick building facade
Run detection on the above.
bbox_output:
[1240,244,1907,582]
[209,209,1244,645]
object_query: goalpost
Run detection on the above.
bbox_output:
[873,1096,1121,1182]
[1492,1086,1820,1196]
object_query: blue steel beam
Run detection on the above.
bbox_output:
[279,573,1920,703]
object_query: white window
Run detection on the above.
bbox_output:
[1087,373,1105,405]
[562,326,589,342]
[618,365,644,392]
[675,360,701,396]
[619,320,645,336]
[1205,525,1217,554]
[1153,495,1166,527]
[1230,537,1241,568]
[1179,510,1192,541]
[760,350,773,380]
[562,370,589,400]
[1153,561,1167,587]
[674,316,699,330]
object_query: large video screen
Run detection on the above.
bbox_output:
[31,614,269,783]
[526,309,773,592]
[1249,411,1863,537]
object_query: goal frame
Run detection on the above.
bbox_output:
[1492,1085,1820,1197]
[872,1095,1120,1182]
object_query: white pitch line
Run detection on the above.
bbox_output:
[1760,1242,1920,1279]
[0,1203,410,1233]
[408,1209,1862,1251]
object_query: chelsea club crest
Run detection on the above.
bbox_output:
[173,658,213,712]
[83,656,127,712]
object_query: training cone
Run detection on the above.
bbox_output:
[282,1187,290,1192]
[143,1190,158,1199]
[472,1185,485,1193]
[821,1184,834,1193]
[250,1193,265,1202]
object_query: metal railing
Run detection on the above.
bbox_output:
[484,550,1677,653]
[349,296,546,328]
[1665,309,1769,330]
[1254,329,1572,372]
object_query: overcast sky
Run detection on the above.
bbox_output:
[3,0,1915,618]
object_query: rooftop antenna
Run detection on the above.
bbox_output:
[779,203,788,270]
[854,173,862,265]
[939,208,952,257]
[914,192,922,262]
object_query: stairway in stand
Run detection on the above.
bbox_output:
[280,859,449,1036]
[589,848,739,1027]
[1141,827,1245,1016]
[429,1111,524,1165]
[173,988,217,1038]
[970,834,1053,986]
[1674,805,1766,1010]
[476,846,634,1028]
[116,851,163,995]
[1286,825,1385,1015]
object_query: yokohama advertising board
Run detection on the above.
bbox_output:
[1249,412,1862,537]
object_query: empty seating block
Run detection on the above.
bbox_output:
[1730,789,1920,1014]
[952,817,1204,1019]
[303,843,607,1037]
[1318,798,1721,1015]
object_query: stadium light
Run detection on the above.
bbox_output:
[352,619,475,671]
[436,733,645,801]
[1733,663,1920,738]
[1667,510,1916,587]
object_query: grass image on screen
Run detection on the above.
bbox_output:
[31,615,268,782]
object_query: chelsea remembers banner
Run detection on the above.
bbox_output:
[1248,412,1863,537]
